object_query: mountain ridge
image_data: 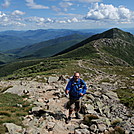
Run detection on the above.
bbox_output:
[54,28,134,66]
[55,28,134,57]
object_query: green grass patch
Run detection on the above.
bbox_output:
[0,111,11,117]
[0,93,32,134]
[116,88,134,110]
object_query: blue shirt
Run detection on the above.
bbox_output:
[65,77,87,99]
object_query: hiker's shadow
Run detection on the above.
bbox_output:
[32,110,67,120]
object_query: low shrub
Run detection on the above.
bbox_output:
[83,114,99,125]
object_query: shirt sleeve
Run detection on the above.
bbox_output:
[65,80,72,91]
[82,80,87,94]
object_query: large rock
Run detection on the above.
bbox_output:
[105,91,120,101]
[4,123,23,134]
[4,85,25,96]
[48,76,59,83]
[74,129,90,134]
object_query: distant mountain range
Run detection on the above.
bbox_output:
[0,29,94,63]
[0,29,94,52]
[7,33,89,59]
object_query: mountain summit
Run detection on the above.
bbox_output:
[97,28,134,43]
[56,28,134,66]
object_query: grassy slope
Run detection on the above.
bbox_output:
[33,38,86,57]
[55,41,99,59]
[0,52,17,63]
[0,92,32,134]
[94,38,134,66]
[0,58,44,77]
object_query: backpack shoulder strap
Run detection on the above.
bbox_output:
[80,79,84,85]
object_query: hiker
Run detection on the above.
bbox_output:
[65,72,87,123]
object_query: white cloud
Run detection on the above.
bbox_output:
[67,17,79,22]
[13,22,26,26]
[80,0,101,2]
[71,17,79,22]
[1,0,10,8]
[0,14,26,27]
[0,11,6,18]
[58,20,67,23]
[85,3,134,22]
[25,16,54,24]
[56,17,80,24]
[3,17,9,22]
[59,2,73,8]
[25,16,44,22]
[59,2,73,12]
[12,10,25,16]
[25,0,49,9]
[63,0,101,3]
[56,12,83,17]
[51,6,61,12]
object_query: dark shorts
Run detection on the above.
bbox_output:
[66,98,82,111]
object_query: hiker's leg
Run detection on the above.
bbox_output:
[68,99,75,117]
[75,99,82,119]
[65,99,75,123]
[75,99,82,112]
[69,109,73,117]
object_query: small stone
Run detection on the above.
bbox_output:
[97,123,107,132]
[80,123,89,129]
[90,124,97,132]
[37,98,44,103]
[74,129,82,134]
[46,122,55,131]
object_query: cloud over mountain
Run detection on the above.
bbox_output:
[85,3,134,22]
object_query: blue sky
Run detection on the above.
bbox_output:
[0,0,134,31]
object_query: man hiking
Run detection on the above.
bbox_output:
[65,72,87,124]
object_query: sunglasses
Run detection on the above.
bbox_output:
[74,76,79,77]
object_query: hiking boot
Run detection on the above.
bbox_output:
[65,116,71,124]
[75,112,81,119]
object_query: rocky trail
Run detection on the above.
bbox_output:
[0,73,134,134]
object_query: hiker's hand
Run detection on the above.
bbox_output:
[80,93,84,96]
[65,90,69,95]
[65,94,69,98]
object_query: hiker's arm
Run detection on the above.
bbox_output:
[81,80,87,96]
[65,81,71,94]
